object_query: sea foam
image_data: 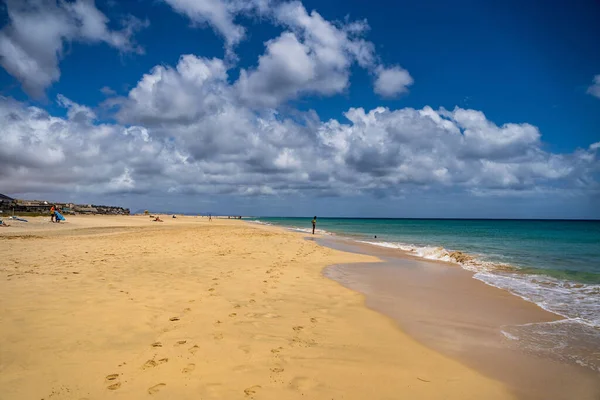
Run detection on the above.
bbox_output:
[357,240,600,328]
[358,239,600,372]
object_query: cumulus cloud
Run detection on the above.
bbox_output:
[236,31,349,107]
[237,2,382,107]
[0,0,147,97]
[1,55,597,201]
[587,75,600,99]
[374,66,414,98]
[116,55,230,125]
[161,0,270,49]
[163,0,408,104]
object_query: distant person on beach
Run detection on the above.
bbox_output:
[209,214,212,221]
[55,206,63,223]
[50,205,55,222]
[312,216,317,234]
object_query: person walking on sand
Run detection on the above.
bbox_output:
[312,216,317,234]
[50,205,56,223]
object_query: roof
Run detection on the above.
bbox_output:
[0,193,14,201]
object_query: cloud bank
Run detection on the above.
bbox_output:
[1,54,598,200]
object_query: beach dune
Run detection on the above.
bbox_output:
[0,216,512,399]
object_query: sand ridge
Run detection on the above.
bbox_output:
[0,215,513,399]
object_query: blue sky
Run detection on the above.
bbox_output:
[0,0,599,218]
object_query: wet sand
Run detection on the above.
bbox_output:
[0,215,514,399]
[320,237,600,400]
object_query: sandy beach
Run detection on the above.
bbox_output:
[0,215,517,399]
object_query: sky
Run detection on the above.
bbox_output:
[0,0,599,218]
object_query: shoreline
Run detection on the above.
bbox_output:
[315,236,600,399]
[248,219,600,372]
[1,215,515,399]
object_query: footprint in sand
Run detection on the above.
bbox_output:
[151,342,162,348]
[182,363,196,373]
[208,288,215,292]
[188,345,200,354]
[105,374,119,382]
[183,307,192,313]
[213,333,224,340]
[175,340,187,346]
[310,318,318,323]
[238,345,251,354]
[229,313,237,317]
[244,385,261,397]
[148,383,166,394]
[169,317,180,321]
[105,374,121,390]
[293,326,304,332]
[270,367,285,383]
[233,304,241,309]
[143,358,169,370]
[289,376,316,391]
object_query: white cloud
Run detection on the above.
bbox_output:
[237,2,382,107]
[164,0,407,105]
[0,0,147,97]
[100,86,117,96]
[273,1,375,68]
[161,0,270,49]
[161,0,245,48]
[587,75,600,99]
[236,31,350,107]
[117,55,230,125]
[374,66,414,98]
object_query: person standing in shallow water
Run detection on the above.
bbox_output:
[312,216,317,234]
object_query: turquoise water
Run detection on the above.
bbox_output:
[252,217,600,323]
[254,218,600,282]
[251,217,600,371]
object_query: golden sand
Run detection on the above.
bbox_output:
[0,216,513,399]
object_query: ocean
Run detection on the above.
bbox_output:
[249,217,600,371]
